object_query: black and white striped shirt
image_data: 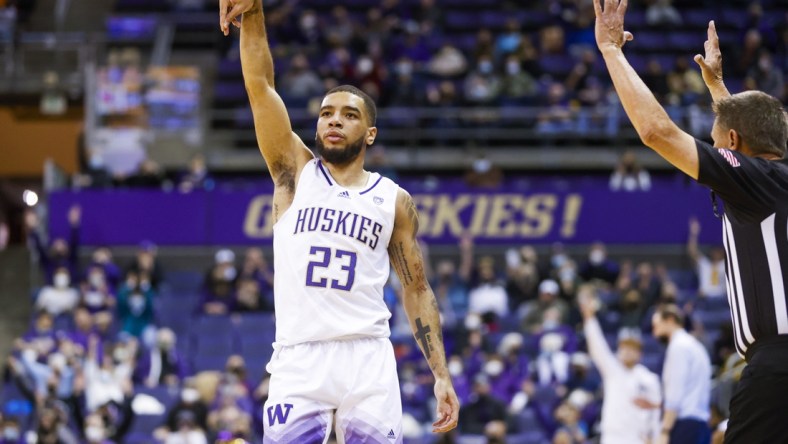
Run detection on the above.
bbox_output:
[696,139,788,359]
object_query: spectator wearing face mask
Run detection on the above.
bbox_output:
[89,247,122,292]
[500,54,538,105]
[609,151,652,192]
[18,311,57,357]
[520,280,569,334]
[458,374,507,435]
[127,241,164,290]
[579,243,620,285]
[80,266,116,317]
[534,332,570,387]
[202,249,238,315]
[25,206,81,285]
[463,55,502,105]
[467,256,509,318]
[238,247,274,306]
[155,385,209,444]
[35,267,80,317]
[116,271,155,337]
[36,408,79,444]
[134,328,187,388]
[465,153,504,189]
[0,417,23,444]
[83,335,130,413]
[208,356,254,440]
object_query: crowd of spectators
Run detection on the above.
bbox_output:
[1,200,741,443]
[217,0,784,112]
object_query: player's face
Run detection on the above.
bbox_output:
[315,92,377,165]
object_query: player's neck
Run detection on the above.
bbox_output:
[323,159,370,189]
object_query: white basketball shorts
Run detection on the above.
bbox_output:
[262,336,403,444]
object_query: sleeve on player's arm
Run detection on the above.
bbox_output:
[695,138,774,215]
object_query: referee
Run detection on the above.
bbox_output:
[593,2,788,443]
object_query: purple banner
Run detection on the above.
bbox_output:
[48,176,723,246]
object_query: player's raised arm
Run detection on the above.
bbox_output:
[388,189,459,434]
[694,21,732,103]
[220,0,312,187]
[593,0,699,179]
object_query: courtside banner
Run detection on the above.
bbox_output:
[48,176,720,245]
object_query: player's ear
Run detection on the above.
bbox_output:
[366,127,377,146]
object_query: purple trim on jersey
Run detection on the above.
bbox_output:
[359,175,383,195]
[342,417,402,444]
[317,160,333,186]
[264,412,328,444]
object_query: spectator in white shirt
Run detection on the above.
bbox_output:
[579,285,661,444]
[687,218,726,298]
[651,304,712,444]
[35,267,80,316]
[468,257,509,317]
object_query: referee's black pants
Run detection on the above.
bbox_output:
[725,336,788,444]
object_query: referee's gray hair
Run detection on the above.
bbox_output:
[713,91,788,158]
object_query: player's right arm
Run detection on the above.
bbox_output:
[221,0,313,219]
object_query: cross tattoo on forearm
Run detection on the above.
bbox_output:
[415,317,433,360]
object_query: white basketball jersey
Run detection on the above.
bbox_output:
[272,159,399,346]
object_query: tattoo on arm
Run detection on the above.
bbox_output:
[390,241,413,286]
[414,317,434,360]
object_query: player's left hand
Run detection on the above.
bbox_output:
[432,377,459,433]
[593,0,634,52]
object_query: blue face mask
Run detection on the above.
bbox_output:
[3,427,20,441]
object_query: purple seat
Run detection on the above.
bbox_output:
[538,54,575,77]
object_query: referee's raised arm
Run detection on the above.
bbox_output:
[594,1,788,443]
[592,0,699,179]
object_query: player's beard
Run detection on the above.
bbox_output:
[315,133,365,166]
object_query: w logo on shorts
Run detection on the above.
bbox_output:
[267,403,294,426]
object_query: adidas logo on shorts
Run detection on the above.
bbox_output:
[387,429,396,440]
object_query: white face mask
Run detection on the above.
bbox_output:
[484,360,504,377]
[448,360,464,377]
[54,273,70,289]
[85,426,105,442]
[589,250,605,265]
[89,273,105,288]
[181,388,200,403]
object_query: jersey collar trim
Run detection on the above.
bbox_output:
[359,175,383,195]
[317,160,333,186]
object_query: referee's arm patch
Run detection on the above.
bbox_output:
[715,148,741,168]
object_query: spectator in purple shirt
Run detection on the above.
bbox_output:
[19,311,57,357]
[134,328,187,388]
[202,249,238,315]
[25,206,81,285]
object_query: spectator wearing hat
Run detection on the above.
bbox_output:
[520,279,569,333]
[579,285,661,444]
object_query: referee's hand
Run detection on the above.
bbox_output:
[694,21,724,89]
[432,377,460,433]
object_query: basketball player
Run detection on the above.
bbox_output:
[594,1,788,443]
[219,1,460,442]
